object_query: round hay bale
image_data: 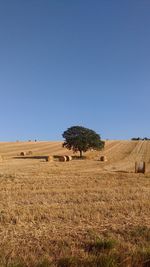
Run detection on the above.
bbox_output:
[68,156,72,161]
[135,161,145,174]
[0,155,3,162]
[100,156,107,162]
[20,152,26,156]
[27,151,33,155]
[59,156,67,162]
[45,156,53,162]
[65,155,72,161]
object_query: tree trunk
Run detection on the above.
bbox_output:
[79,150,83,158]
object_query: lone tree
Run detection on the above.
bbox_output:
[62,126,105,158]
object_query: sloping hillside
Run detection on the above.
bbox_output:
[99,140,150,172]
[0,140,150,172]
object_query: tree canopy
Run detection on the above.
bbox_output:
[62,126,105,157]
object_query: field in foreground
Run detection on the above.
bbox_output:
[0,140,150,267]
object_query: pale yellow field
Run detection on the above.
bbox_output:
[0,140,150,266]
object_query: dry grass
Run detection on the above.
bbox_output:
[0,141,149,266]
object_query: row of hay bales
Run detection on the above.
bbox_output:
[59,155,72,162]
[20,151,32,156]
[43,155,73,162]
[20,151,107,162]
[19,152,72,162]
[53,155,72,162]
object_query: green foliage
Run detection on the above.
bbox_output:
[87,255,118,267]
[8,263,25,267]
[57,257,80,267]
[36,259,53,267]
[86,238,116,254]
[57,255,118,267]
[62,126,105,157]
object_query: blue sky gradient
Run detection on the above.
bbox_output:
[0,0,149,141]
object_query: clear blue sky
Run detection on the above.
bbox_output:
[0,0,149,141]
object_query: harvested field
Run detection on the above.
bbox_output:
[0,141,149,266]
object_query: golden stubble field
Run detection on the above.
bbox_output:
[0,140,150,266]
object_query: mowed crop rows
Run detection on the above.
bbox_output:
[0,141,149,266]
[0,140,150,164]
[0,141,71,157]
[99,140,150,172]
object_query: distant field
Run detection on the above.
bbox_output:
[0,140,150,266]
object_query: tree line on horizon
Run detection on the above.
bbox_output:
[131,137,150,141]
